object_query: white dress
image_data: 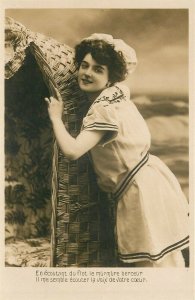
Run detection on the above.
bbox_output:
[81,83,189,264]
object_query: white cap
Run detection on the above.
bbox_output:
[83,33,137,75]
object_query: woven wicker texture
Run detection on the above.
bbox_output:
[5,17,116,267]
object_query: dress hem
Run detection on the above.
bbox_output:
[118,235,189,263]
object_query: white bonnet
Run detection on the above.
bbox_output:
[83,33,137,75]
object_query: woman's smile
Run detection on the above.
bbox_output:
[81,77,93,84]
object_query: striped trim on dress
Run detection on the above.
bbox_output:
[113,151,149,201]
[118,236,189,262]
[83,122,118,130]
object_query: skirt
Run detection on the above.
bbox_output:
[115,154,189,264]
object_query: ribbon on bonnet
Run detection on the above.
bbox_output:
[83,33,137,76]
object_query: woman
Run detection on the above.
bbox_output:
[45,34,189,267]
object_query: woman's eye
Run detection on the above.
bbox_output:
[80,63,88,69]
[94,67,103,73]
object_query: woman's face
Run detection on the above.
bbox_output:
[78,53,109,95]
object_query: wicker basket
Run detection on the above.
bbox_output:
[5,17,116,267]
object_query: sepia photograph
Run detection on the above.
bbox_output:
[1,2,194,300]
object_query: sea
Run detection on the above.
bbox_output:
[132,94,189,200]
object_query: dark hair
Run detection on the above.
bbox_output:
[74,39,127,84]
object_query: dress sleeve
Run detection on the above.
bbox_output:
[82,102,118,146]
[81,84,130,146]
[81,85,126,146]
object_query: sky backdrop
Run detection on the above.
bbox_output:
[6,9,188,95]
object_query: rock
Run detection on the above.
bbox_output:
[5,238,50,267]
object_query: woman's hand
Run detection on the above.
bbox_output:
[45,88,105,160]
[45,88,64,122]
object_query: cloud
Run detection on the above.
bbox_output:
[5,8,188,95]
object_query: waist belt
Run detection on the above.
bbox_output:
[113,152,149,201]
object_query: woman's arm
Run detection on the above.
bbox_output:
[45,91,105,160]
